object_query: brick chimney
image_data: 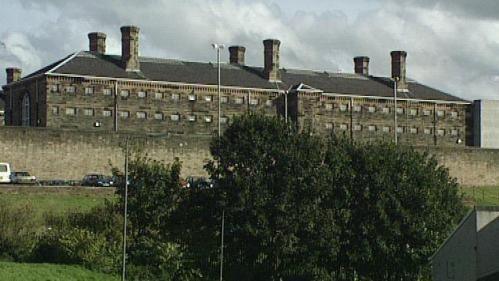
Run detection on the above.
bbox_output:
[229,46,246,65]
[88,32,106,54]
[391,51,408,91]
[263,39,281,82]
[354,56,370,75]
[6,67,22,84]
[121,25,140,72]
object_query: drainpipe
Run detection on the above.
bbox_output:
[114,80,118,132]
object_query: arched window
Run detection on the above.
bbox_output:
[21,93,30,126]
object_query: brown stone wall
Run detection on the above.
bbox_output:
[3,77,47,127]
[0,126,211,180]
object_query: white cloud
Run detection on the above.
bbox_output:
[0,0,498,100]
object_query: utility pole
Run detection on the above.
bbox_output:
[121,138,129,281]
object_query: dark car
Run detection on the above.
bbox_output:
[81,174,114,187]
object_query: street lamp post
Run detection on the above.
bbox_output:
[212,43,225,138]
[212,43,225,281]
[121,138,129,281]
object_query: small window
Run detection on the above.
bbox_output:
[249,98,259,105]
[234,97,244,104]
[188,94,197,101]
[396,108,404,114]
[138,91,147,98]
[83,108,94,116]
[410,127,418,134]
[136,112,147,119]
[396,126,404,133]
[423,109,431,116]
[368,106,376,113]
[187,115,196,122]
[65,107,76,116]
[382,126,390,133]
[171,93,180,101]
[119,111,129,118]
[437,129,445,136]
[154,112,164,120]
[424,128,432,135]
[451,129,459,136]
[409,109,418,116]
[51,106,59,115]
[84,87,93,95]
[325,103,333,110]
[204,95,213,102]
[103,89,112,96]
[450,111,458,118]
[171,114,180,121]
[353,105,361,112]
[339,104,348,112]
[154,92,163,99]
[220,116,229,124]
[221,96,229,104]
[204,115,213,123]
[66,86,75,94]
[325,123,333,130]
[353,124,362,131]
[382,107,390,114]
[436,110,445,117]
[51,84,60,93]
[120,90,129,98]
[266,99,273,107]
[368,125,376,132]
[339,124,348,130]
[102,110,112,117]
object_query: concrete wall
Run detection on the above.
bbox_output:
[473,100,499,149]
[432,210,477,281]
[1,126,499,185]
[0,126,211,180]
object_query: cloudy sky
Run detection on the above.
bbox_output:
[1,0,499,100]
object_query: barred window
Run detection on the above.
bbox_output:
[353,124,362,131]
[368,106,376,113]
[154,112,164,120]
[188,94,197,101]
[382,126,390,133]
[221,96,229,104]
[339,104,348,112]
[423,109,431,116]
[368,125,376,132]
[120,90,129,98]
[83,108,94,116]
[234,97,244,104]
[396,126,404,133]
[396,108,404,114]
[171,114,180,121]
[66,86,75,94]
[84,87,93,95]
[353,105,361,112]
[409,109,418,116]
[204,95,213,102]
[266,99,273,107]
[437,110,445,117]
[325,123,333,130]
[204,115,213,123]
[51,106,59,115]
[51,84,60,93]
[220,116,229,124]
[102,110,112,117]
[136,112,147,119]
[187,115,196,122]
[119,111,129,118]
[410,127,418,134]
[138,91,147,98]
[382,107,390,114]
[450,111,458,118]
[437,129,445,136]
[339,124,348,130]
[171,93,180,101]
[424,128,432,135]
[103,88,112,96]
[451,129,459,136]
[249,98,259,105]
[325,103,333,110]
[65,107,76,116]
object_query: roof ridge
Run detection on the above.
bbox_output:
[45,51,82,75]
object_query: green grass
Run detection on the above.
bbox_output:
[0,262,119,281]
[461,186,499,207]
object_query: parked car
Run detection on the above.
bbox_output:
[81,174,114,187]
[0,163,11,184]
[10,171,37,185]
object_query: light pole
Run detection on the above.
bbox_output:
[393,77,399,145]
[121,138,129,281]
[212,43,225,138]
[212,43,225,281]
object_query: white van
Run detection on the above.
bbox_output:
[0,163,11,183]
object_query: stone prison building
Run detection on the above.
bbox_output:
[2,25,499,183]
[1,25,477,146]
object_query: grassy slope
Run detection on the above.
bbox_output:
[0,262,119,281]
[461,186,499,207]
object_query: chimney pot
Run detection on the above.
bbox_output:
[88,32,106,54]
[354,56,370,75]
[263,39,281,81]
[229,46,246,65]
[391,51,408,91]
[6,67,22,84]
[121,25,140,71]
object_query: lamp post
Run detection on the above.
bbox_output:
[121,138,129,281]
[212,43,225,138]
[393,77,399,145]
[212,43,225,281]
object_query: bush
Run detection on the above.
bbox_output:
[0,200,38,261]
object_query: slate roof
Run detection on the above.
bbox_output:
[16,51,469,103]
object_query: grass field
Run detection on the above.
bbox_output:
[460,186,499,206]
[0,262,119,281]
[0,186,116,217]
